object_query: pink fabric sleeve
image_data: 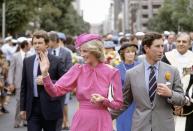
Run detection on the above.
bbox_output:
[102,70,123,110]
[43,64,81,97]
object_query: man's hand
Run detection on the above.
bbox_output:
[19,111,26,120]
[36,75,43,85]
[156,83,172,97]
[0,81,3,88]
[8,84,15,93]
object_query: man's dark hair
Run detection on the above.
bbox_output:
[142,32,163,54]
[20,41,29,49]
[48,31,59,43]
[120,37,129,45]
[32,30,49,44]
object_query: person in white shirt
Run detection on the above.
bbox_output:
[162,32,193,131]
[7,37,30,128]
[1,36,18,63]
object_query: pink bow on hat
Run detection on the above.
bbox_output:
[75,33,102,49]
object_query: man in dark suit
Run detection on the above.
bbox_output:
[20,30,66,131]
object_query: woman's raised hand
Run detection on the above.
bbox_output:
[39,51,50,77]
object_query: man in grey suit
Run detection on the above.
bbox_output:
[7,37,30,128]
[48,31,72,130]
[163,34,176,53]
[112,32,190,131]
[48,31,72,72]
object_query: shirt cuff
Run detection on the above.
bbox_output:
[167,91,174,104]
[42,73,49,79]
[102,98,110,107]
[185,96,191,106]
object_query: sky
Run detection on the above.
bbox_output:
[80,0,111,24]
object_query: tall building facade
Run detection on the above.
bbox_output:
[128,0,164,32]
[102,0,115,34]
[103,0,164,34]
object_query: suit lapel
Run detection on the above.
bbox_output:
[136,63,152,106]
[59,48,63,58]
[164,44,167,52]
[153,62,166,107]
[157,62,166,84]
[28,55,36,86]
[18,52,23,65]
[48,48,52,54]
[48,53,53,73]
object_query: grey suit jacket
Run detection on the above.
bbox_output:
[112,61,187,131]
[164,43,176,53]
[48,47,72,73]
[7,52,23,99]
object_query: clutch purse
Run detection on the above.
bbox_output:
[173,74,193,116]
[108,83,114,102]
[174,104,193,116]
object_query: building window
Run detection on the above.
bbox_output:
[153,5,161,9]
[142,5,148,9]
[142,14,148,18]
[143,23,147,27]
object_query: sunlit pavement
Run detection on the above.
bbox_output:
[0,95,78,131]
[0,95,119,131]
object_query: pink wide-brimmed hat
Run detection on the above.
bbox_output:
[75,33,102,49]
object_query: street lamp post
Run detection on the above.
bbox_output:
[2,0,6,40]
[124,0,129,33]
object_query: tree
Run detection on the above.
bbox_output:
[148,0,193,32]
[0,0,90,36]
[0,0,34,35]
[39,0,90,35]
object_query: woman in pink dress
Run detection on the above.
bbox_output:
[39,33,123,131]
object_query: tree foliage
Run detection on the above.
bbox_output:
[0,0,33,34]
[0,0,90,36]
[148,0,193,32]
[39,0,90,35]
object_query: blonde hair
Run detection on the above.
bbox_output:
[81,40,105,62]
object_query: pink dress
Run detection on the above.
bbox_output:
[43,63,123,131]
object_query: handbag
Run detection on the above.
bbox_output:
[174,104,193,116]
[108,83,114,102]
[173,76,193,116]
[107,83,114,111]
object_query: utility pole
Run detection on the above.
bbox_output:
[136,0,142,31]
[2,0,6,40]
[124,0,129,33]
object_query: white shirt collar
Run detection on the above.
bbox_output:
[20,50,26,60]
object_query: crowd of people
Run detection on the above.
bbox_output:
[0,30,193,131]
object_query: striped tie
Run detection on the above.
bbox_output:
[53,50,56,56]
[149,66,157,103]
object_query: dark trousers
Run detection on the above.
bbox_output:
[27,98,58,131]
[185,113,193,131]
